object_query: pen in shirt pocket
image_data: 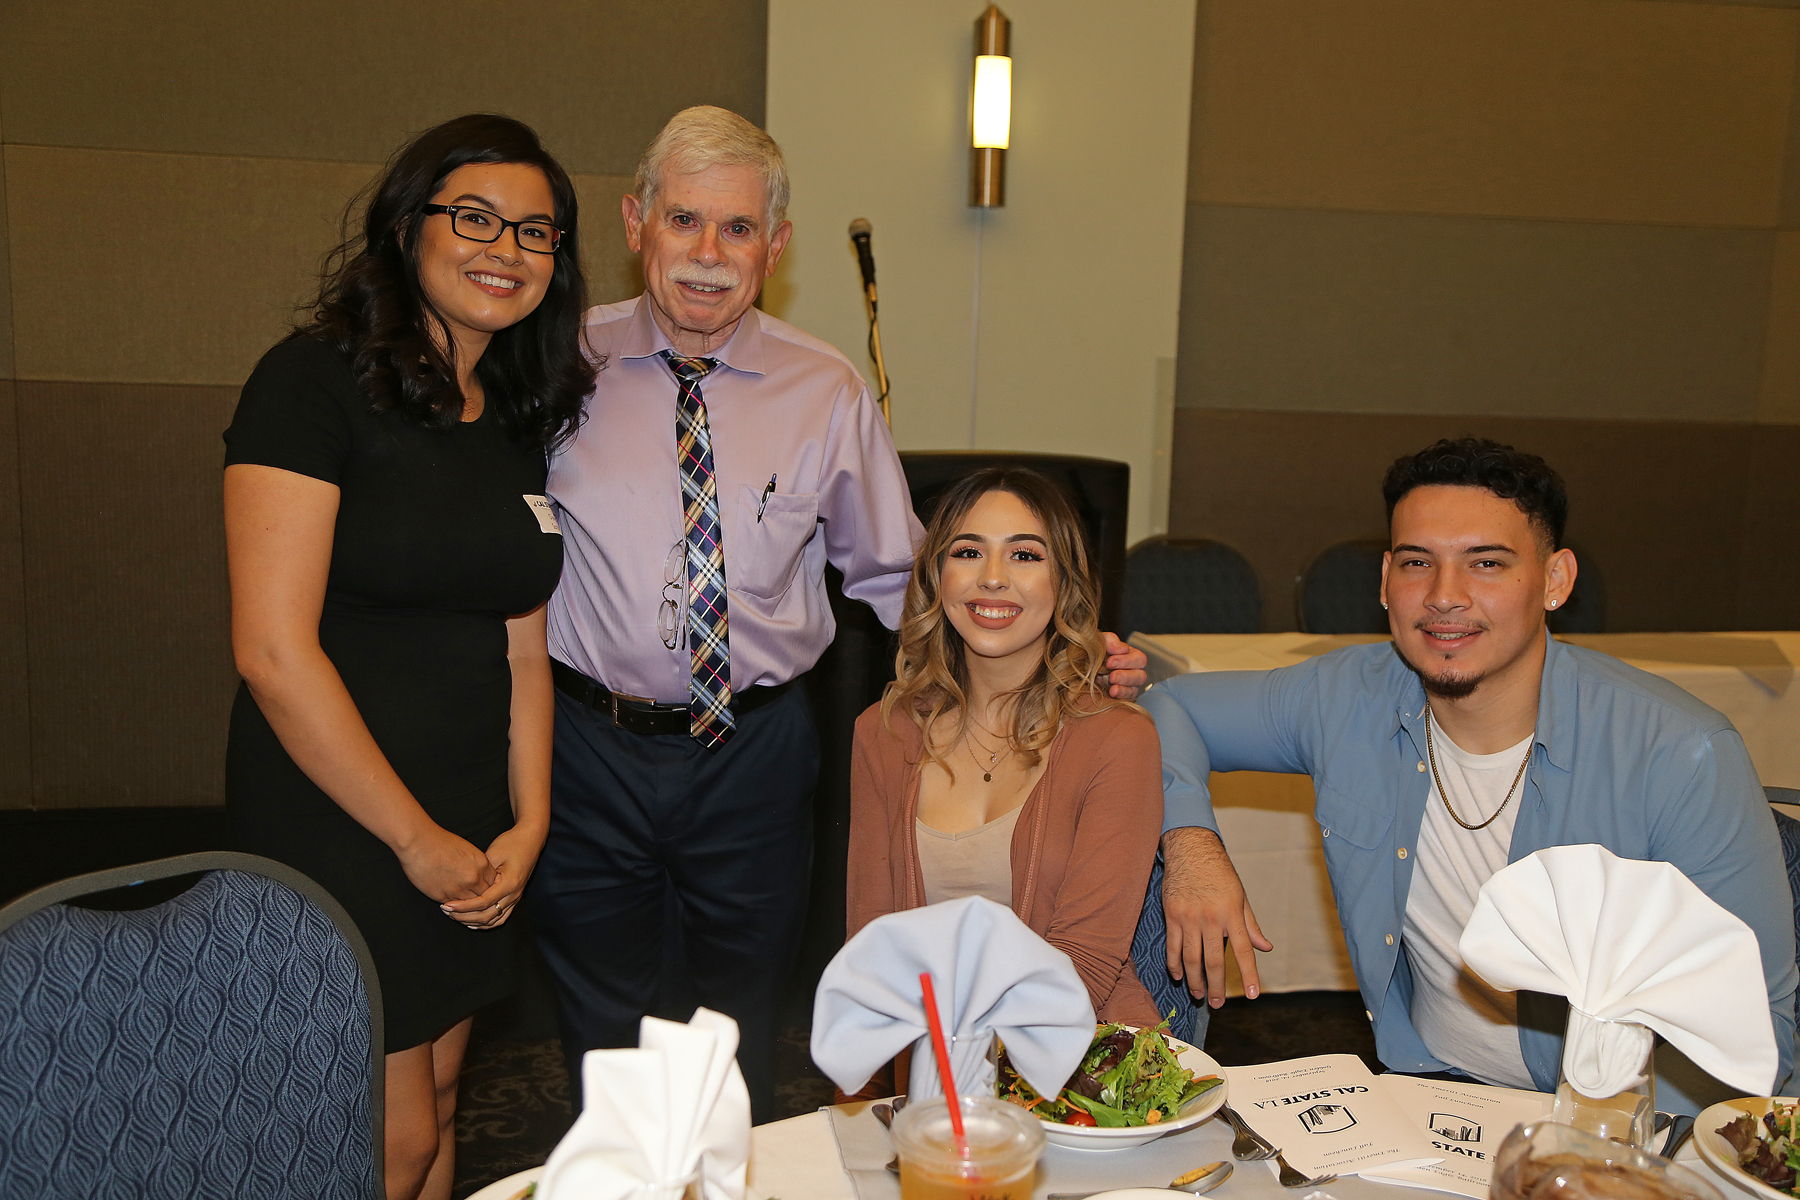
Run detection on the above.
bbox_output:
[756,473,777,522]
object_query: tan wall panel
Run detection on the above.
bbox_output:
[571,174,646,307]
[0,0,766,178]
[1760,233,1800,422]
[1167,409,1800,632]
[1177,204,1774,421]
[6,150,645,386]
[1785,23,1800,230]
[7,147,378,385]
[0,145,12,379]
[1189,0,1795,227]
[17,381,236,808]
[0,379,29,808]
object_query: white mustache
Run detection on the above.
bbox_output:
[668,264,740,289]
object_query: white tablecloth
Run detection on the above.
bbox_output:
[468,1104,1743,1200]
[1131,631,1800,995]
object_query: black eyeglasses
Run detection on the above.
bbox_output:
[421,204,562,253]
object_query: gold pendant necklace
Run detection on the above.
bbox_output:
[966,726,1012,783]
[1424,705,1531,832]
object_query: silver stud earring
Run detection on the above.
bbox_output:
[1549,600,1559,609]
[1381,602,1389,610]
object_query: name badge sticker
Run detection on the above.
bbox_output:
[524,494,561,534]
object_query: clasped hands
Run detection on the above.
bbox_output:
[396,821,544,931]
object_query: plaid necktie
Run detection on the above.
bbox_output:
[664,352,734,747]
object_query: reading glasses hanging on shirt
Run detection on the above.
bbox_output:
[659,539,687,649]
[420,203,563,253]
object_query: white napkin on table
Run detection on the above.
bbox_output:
[811,895,1095,1101]
[1458,843,1776,1096]
[537,1007,750,1200]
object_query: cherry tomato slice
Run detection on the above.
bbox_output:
[1063,1111,1097,1126]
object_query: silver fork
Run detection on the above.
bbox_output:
[1272,1151,1338,1190]
[1218,1105,1279,1160]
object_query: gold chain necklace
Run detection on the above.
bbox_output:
[1423,705,1532,832]
[964,723,1014,784]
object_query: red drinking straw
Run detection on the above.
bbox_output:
[918,971,968,1153]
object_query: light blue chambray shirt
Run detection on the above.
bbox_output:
[1149,633,1796,1102]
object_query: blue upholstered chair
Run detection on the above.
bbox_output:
[1295,539,1390,635]
[1131,856,1211,1048]
[1122,537,1261,636]
[0,851,383,1199]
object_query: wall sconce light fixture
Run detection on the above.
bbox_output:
[970,4,1011,208]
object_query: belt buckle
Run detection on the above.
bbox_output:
[608,688,658,724]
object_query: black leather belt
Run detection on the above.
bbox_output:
[551,660,792,736]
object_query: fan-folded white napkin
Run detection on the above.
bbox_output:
[1458,843,1776,1097]
[537,1007,750,1200]
[811,896,1095,1101]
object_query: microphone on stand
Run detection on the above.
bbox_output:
[848,217,891,425]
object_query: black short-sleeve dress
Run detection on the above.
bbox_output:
[223,337,565,1052]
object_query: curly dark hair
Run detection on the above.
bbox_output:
[1382,437,1568,550]
[294,113,594,448]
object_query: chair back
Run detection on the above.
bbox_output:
[0,852,383,1199]
[1129,856,1211,1048]
[1122,537,1260,636]
[1296,539,1390,634]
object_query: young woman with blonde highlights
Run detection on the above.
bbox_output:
[846,467,1164,1024]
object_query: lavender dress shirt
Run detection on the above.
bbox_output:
[546,296,922,704]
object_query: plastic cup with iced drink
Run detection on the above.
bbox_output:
[891,1095,1046,1200]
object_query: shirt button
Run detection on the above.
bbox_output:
[1366,1010,1375,1021]
[1322,828,1331,838]
[1397,847,1408,859]
[1417,761,1426,772]
[1386,933,1395,945]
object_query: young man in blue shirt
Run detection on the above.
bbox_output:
[1151,437,1793,1107]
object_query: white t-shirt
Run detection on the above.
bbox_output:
[1402,722,1536,1088]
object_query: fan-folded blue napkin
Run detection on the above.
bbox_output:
[810,896,1095,1101]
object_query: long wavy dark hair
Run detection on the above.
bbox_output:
[294,113,594,448]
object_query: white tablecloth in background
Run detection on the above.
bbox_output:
[1131,631,1800,995]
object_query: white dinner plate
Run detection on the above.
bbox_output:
[463,1166,541,1200]
[1031,1030,1228,1153]
[1695,1097,1799,1200]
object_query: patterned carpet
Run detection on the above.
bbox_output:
[449,991,1375,1199]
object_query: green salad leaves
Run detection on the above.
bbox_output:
[999,1022,1222,1128]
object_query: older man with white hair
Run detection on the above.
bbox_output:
[532,106,1145,1118]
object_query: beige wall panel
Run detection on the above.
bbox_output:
[1189,0,1795,227]
[1759,233,1800,422]
[0,380,29,808]
[7,147,377,385]
[0,0,766,178]
[1177,204,1773,421]
[571,173,646,307]
[1166,409,1799,632]
[17,381,236,808]
[1784,28,1800,230]
[0,145,12,379]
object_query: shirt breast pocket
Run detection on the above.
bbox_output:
[730,487,819,600]
[1314,781,1393,851]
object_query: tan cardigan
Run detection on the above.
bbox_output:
[847,700,1163,1025]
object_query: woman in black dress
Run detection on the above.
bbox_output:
[223,115,593,1200]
